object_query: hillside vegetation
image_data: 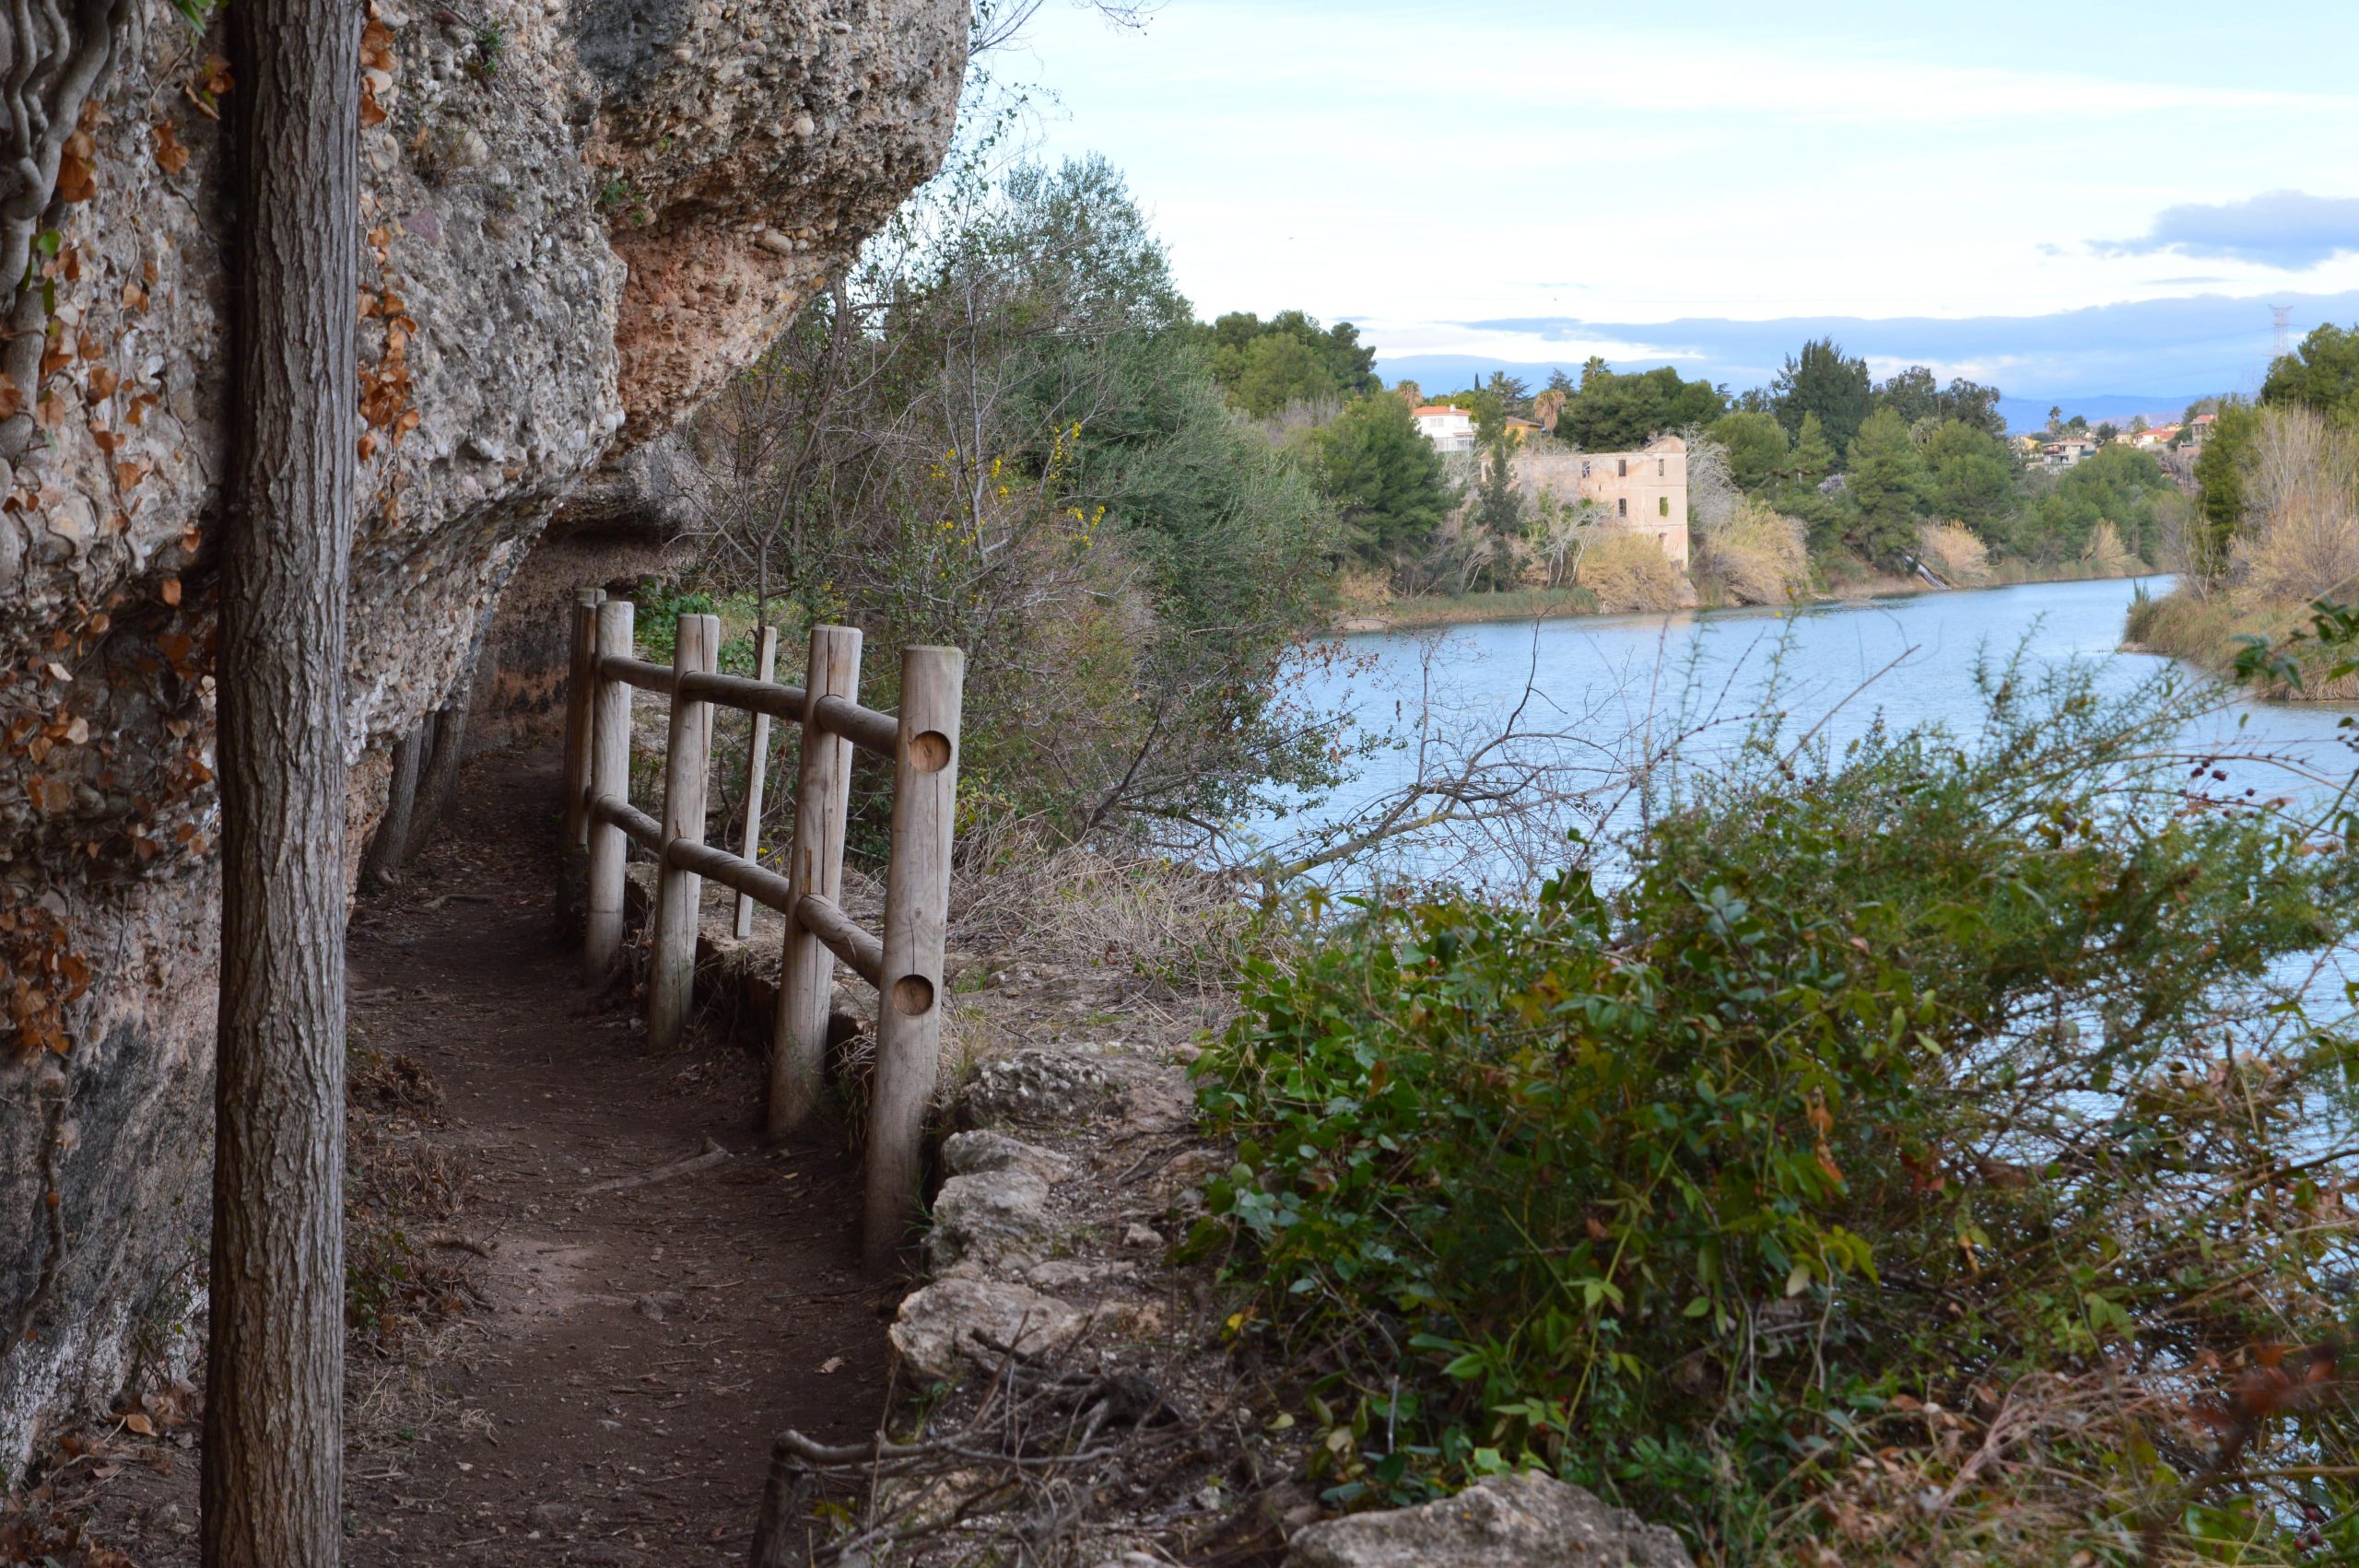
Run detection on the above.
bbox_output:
[2127,333,2359,696]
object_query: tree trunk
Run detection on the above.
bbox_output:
[203,1,359,1562]
[406,693,472,860]
[358,720,424,891]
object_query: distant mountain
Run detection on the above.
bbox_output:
[1993,394,2209,438]
[1371,356,2211,440]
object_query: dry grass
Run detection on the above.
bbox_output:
[2083,518,2138,576]
[1576,530,1688,613]
[1331,563,1394,615]
[950,817,1248,998]
[1917,521,1991,587]
[1696,498,1810,604]
[2233,404,2359,602]
[2123,586,2359,698]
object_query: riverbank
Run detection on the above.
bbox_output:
[2125,584,2359,699]
[1339,554,2156,633]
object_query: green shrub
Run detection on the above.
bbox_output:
[1197,661,2359,1562]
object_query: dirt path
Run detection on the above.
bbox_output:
[77,749,897,1566]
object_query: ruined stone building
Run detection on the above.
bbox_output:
[1520,434,1691,568]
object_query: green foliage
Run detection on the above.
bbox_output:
[2261,323,2359,424]
[1199,665,2359,1557]
[2192,398,2261,571]
[1837,406,1928,567]
[687,156,1344,850]
[1772,337,1872,460]
[2014,443,2172,564]
[1919,417,2018,533]
[1556,360,1728,453]
[630,585,719,663]
[1310,392,1453,560]
[1199,310,1379,416]
[1705,411,1789,490]
[1872,364,2005,440]
[1474,440,1520,540]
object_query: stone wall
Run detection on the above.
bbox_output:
[0,0,963,1469]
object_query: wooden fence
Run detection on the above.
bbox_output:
[558,588,965,1270]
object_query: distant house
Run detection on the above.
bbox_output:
[2041,438,2099,469]
[1500,416,1545,444]
[2184,412,2219,447]
[2128,425,2180,451]
[1411,404,1477,453]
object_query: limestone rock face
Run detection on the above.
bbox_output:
[1284,1474,1696,1568]
[0,0,963,1467]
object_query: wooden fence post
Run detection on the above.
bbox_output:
[583,597,636,980]
[649,613,719,1050]
[733,624,780,941]
[768,625,862,1140]
[561,587,604,848]
[863,644,964,1272]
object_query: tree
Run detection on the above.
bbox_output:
[2191,397,2261,572]
[2019,443,2171,564]
[2260,322,2359,424]
[1475,439,1521,540]
[1198,309,1379,414]
[1872,365,2006,440]
[687,156,1344,849]
[1786,410,1837,488]
[2094,422,2119,445]
[1920,418,2018,534]
[1557,363,1727,452]
[1312,391,1452,559]
[1706,411,1790,490]
[1229,331,1336,418]
[205,4,358,1564]
[1842,405,1930,566]
[1543,367,1576,396]
[1485,369,1532,416]
[1771,337,1872,460]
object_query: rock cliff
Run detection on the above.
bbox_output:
[0,0,963,1469]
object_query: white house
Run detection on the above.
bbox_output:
[1411,404,1477,453]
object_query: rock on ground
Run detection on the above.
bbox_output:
[888,1278,1083,1383]
[1284,1473,1695,1568]
[962,1048,1115,1126]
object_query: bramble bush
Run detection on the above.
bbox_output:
[1196,661,2359,1563]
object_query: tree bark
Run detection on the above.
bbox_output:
[203,1,360,1563]
[358,720,423,891]
[406,693,472,860]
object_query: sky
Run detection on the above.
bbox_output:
[1008,0,2359,413]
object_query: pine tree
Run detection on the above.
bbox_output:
[1842,406,1931,568]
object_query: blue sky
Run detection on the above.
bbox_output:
[1011,0,2359,406]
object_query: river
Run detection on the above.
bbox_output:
[1269,576,2359,890]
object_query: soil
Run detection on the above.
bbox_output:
[50,749,901,1566]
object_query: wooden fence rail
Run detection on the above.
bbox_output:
[559,589,965,1271]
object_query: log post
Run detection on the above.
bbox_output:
[649,613,720,1049]
[583,597,636,979]
[562,588,604,848]
[769,625,862,1140]
[863,645,964,1271]
[733,624,780,941]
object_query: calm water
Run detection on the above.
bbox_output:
[1269,576,2359,890]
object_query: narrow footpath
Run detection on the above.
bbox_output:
[82,749,896,1566]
